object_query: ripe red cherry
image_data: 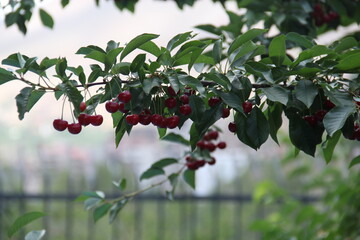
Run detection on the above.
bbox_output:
[303,115,317,126]
[207,130,219,140]
[179,104,192,115]
[118,91,132,103]
[105,101,119,113]
[118,102,129,113]
[78,113,91,126]
[167,86,178,96]
[139,114,151,125]
[90,115,103,126]
[151,114,163,126]
[242,101,253,114]
[180,95,189,104]
[314,110,327,122]
[208,157,216,165]
[186,161,199,170]
[159,116,169,128]
[205,142,216,152]
[165,98,177,109]
[217,141,226,149]
[324,99,335,110]
[67,123,82,134]
[228,122,237,133]
[53,119,68,131]
[80,102,86,112]
[196,140,206,149]
[167,115,180,129]
[222,108,230,118]
[126,114,140,125]
[197,160,206,167]
[208,97,221,107]
[328,11,339,20]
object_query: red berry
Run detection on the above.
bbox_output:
[303,115,317,126]
[355,101,360,107]
[208,97,221,107]
[118,102,129,113]
[179,104,192,115]
[242,101,253,114]
[208,157,216,165]
[78,113,91,126]
[53,119,68,131]
[159,116,169,128]
[185,156,195,162]
[222,108,230,118]
[167,86,177,96]
[207,131,219,140]
[105,101,119,113]
[197,160,206,167]
[151,114,163,126]
[186,161,199,170]
[217,141,226,149]
[314,110,327,122]
[324,99,335,110]
[328,11,339,20]
[90,115,103,126]
[196,140,206,149]
[139,114,151,125]
[80,102,86,112]
[67,123,82,134]
[228,122,237,133]
[165,97,177,109]
[167,115,180,129]
[126,114,140,125]
[205,142,216,152]
[118,91,132,103]
[180,95,189,104]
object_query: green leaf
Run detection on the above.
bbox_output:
[57,82,83,115]
[167,32,194,51]
[246,107,269,149]
[189,95,206,123]
[138,41,161,57]
[93,204,112,223]
[286,32,314,49]
[142,77,161,94]
[5,12,18,27]
[204,73,231,91]
[333,37,358,53]
[7,212,46,238]
[84,198,102,210]
[25,230,46,240]
[336,52,360,71]
[140,167,165,180]
[322,131,341,164]
[85,51,107,64]
[0,67,16,85]
[39,9,54,29]
[228,28,267,55]
[269,35,286,66]
[161,133,190,146]
[130,53,146,72]
[106,40,120,52]
[212,39,222,64]
[178,75,205,96]
[266,102,283,144]
[349,155,360,168]
[294,80,318,108]
[245,62,273,83]
[183,169,196,189]
[151,158,178,169]
[262,86,289,105]
[323,105,355,136]
[113,178,127,191]
[115,116,128,147]
[15,87,32,120]
[120,33,159,60]
[291,45,333,67]
[216,91,243,112]
[109,199,128,223]
[61,0,70,7]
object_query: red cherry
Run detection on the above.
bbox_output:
[324,99,335,110]
[179,104,192,115]
[207,131,219,140]
[208,157,216,165]
[314,110,327,122]
[78,113,91,126]
[167,86,178,96]
[186,161,199,170]
[217,141,226,149]
[196,140,206,149]
[90,115,103,126]
[185,156,195,162]
[179,95,189,104]
[80,102,86,112]
[208,97,221,107]
[197,160,206,167]
[222,108,230,118]
[242,101,253,114]
[303,115,317,126]
[118,91,132,103]
[228,122,237,133]
[151,114,162,126]
[167,115,180,129]
[328,11,339,20]
[67,123,82,134]
[205,142,216,152]
[355,101,360,107]
[53,119,68,131]
[118,102,129,113]
[105,101,119,113]
[165,98,177,109]
[159,116,169,128]
[139,114,151,125]
[126,114,140,125]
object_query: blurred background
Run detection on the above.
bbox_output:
[0,0,359,240]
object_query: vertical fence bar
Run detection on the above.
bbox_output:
[18,149,26,239]
[179,197,188,240]
[190,200,198,240]
[211,198,220,240]
[156,199,165,240]
[65,171,74,240]
[134,199,143,240]
[41,158,51,240]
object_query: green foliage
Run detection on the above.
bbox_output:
[7,212,46,238]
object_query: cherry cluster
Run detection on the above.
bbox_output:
[302,99,335,127]
[185,130,227,170]
[53,102,104,134]
[227,100,253,133]
[311,3,339,26]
